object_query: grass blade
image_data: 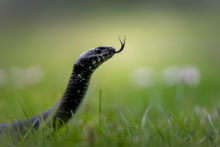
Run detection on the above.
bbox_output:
[141,104,152,129]
[208,113,218,136]
[16,96,35,138]
[113,104,129,128]
[99,89,102,126]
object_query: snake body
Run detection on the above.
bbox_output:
[0,39,125,135]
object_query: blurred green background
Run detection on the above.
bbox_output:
[0,0,220,135]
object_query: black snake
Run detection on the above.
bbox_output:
[0,39,125,136]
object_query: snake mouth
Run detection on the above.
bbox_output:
[115,37,126,54]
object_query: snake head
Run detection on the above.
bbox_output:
[74,38,125,72]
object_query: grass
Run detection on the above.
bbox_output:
[1,86,219,147]
[0,6,220,147]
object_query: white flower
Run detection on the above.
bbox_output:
[25,66,44,85]
[178,66,200,86]
[130,67,154,88]
[0,69,7,87]
[10,66,44,88]
[162,65,200,87]
[10,67,26,88]
[161,66,181,86]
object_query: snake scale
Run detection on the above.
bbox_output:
[0,39,125,136]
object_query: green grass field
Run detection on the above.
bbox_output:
[0,7,220,146]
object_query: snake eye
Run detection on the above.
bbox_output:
[95,49,102,54]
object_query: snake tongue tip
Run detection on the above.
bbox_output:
[115,37,125,54]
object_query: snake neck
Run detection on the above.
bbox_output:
[0,66,94,134]
[52,66,93,126]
